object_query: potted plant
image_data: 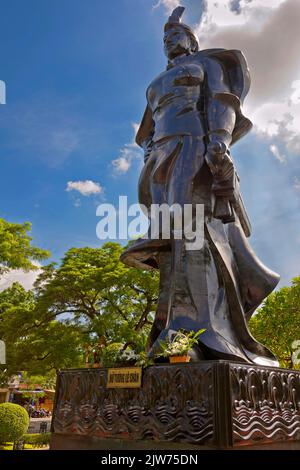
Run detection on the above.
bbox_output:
[157,329,205,363]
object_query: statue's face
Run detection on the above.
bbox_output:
[164,26,192,60]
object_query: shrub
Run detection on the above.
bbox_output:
[23,432,51,447]
[0,403,29,443]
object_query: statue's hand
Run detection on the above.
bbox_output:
[205,140,238,224]
[205,141,228,176]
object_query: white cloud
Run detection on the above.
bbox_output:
[112,122,143,174]
[153,0,179,12]
[294,177,300,191]
[0,80,6,104]
[155,1,300,158]
[193,0,300,157]
[112,156,131,173]
[66,180,102,196]
[252,104,300,156]
[198,0,286,31]
[269,144,286,164]
[0,267,41,292]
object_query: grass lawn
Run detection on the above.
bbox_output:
[0,442,48,450]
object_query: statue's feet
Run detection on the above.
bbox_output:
[148,326,252,364]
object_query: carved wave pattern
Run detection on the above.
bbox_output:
[53,365,214,445]
[230,365,300,445]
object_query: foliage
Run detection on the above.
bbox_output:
[0,218,49,276]
[249,277,300,368]
[157,329,205,358]
[20,371,57,390]
[0,433,51,450]
[9,320,84,374]
[85,339,154,368]
[134,350,154,368]
[0,442,13,450]
[23,432,51,447]
[0,369,9,388]
[32,242,158,357]
[0,403,29,443]
[21,391,45,401]
[0,242,158,377]
[0,288,86,376]
[97,343,141,368]
[0,283,85,376]
[34,243,158,343]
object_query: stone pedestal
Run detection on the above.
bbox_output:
[50,361,300,449]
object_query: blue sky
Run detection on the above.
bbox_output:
[0,0,299,288]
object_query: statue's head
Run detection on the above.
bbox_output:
[164,6,199,60]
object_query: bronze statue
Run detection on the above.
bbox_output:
[121,6,280,367]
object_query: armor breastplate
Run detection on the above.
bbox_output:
[146,61,205,142]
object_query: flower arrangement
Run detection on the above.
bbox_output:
[118,348,140,364]
[100,343,145,368]
[84,341,154,368]
[156,329,205,362]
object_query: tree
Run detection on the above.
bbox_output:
[249,276,300,368]
[34,243,159,350]
[20,371,57,390]
[0,403,29,444]
[0,218,50,276]
[0,218,50,380]
[0,243,159,377]
[0,283,84,378]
